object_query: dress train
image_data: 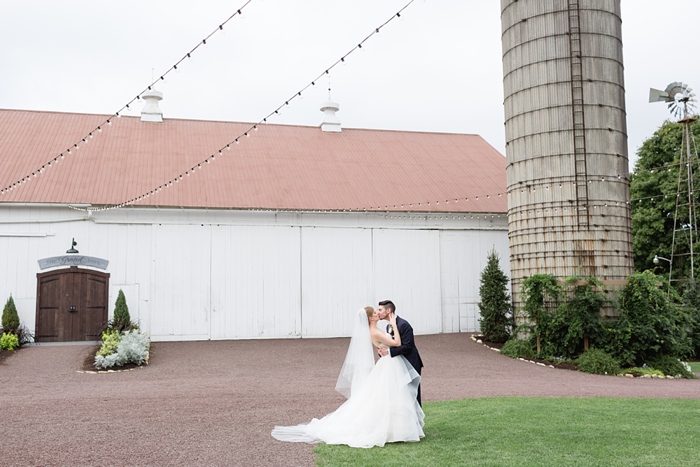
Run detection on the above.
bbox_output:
[271,354,424,448]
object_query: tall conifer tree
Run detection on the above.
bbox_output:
[478,248,512,343]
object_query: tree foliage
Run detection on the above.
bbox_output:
[506,271,697,377]
[563,277,606,344]
[520,276,607,359]
[112,289,131,331]
[478,248,512,343]
[630,119,700,284]
[521,274,561,353]
[2,295,20,331]
[602,271,692,367]
[681,279,700,358]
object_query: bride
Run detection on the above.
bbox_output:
[271,306,424,448]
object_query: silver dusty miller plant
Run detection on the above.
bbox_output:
[95,330,150,369]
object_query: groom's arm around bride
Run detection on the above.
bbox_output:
[377,300,423,374]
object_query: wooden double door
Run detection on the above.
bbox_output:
[35,267,109,342]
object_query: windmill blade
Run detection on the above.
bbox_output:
[662,82,697,119]
[665,81,689,98]
[669,100,684,119]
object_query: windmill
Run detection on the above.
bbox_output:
[649,82,700,283]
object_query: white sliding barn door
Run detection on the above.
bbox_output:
[300,227,374,337]
[440,231,479,333]
[210,225,301,339]
[150,224,211,340]
[440,230,511,333]
[373,229,442,335]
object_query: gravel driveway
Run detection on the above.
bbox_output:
[1,333,698,466]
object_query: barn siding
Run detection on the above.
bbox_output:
[300,226,374,337]
[374,229,443,335]
[0,206,508,340]
[210,225,302,340]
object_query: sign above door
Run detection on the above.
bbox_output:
[37,255,109,270]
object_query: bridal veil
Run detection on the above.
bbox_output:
[334,308,375,398]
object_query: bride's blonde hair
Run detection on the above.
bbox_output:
[364,306,375,319]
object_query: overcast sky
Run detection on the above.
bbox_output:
[1,0,698,171]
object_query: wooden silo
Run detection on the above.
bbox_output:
[501,0,634,310]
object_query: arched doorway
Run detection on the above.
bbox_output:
[35,266,110,342]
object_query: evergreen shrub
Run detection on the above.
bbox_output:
[576,348,620,376]
[500,339,534,359]
[2,295,20,330]
[112,289,131,331]
[478,248,513,343]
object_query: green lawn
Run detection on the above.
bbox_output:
[314,397,700,466]
[689,361,700,373]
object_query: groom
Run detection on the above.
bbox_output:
[377,300,423,405]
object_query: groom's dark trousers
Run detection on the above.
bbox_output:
[389,315,424,406]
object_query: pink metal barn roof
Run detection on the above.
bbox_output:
[0,109,506,212]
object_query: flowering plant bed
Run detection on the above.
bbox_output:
[92,329,150,370]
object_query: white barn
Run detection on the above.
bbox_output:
[0,105,508,342]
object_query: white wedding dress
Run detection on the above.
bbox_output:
[271,310,424,448]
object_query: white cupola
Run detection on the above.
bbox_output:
[140,89,163,123]
[320,94,341,133]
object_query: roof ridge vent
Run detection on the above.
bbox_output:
[141,89,163,123]
[320,89,341,133]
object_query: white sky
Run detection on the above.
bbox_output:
[1,0,698,171]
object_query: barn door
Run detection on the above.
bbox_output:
[35,266,109,342]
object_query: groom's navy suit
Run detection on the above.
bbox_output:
[389,315,423,405]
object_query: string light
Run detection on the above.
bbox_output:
[0,0,253,198]
[63,0,419,213]
[50,1,529,219]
